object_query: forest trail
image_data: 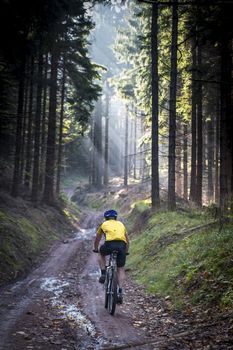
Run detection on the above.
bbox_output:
[0,212,231,350]
[0,213,154,350]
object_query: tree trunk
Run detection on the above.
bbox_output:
[215,96,220,204]
[142,123,146,182]
[39,53,48,191]
[219,32,232,211]
[20,66,29,183]
[129,117,133,176]
[31,49,43,203]
[124,105,129,187]
[196,43,203,206]
[189,38,197,202]
[175,119,182,197]
[43,48,59,205]
[151,1,160,208]
[168,1,178,210]
[207,111,214,201]
[56,56,66,194]
[25,56,35,188]
[140,117,145,182]
[183,123,188,200]
[89,116,94,186]
[93,98,103,188]
[11,59,26,197]
[134,111,137,180]
[104,84,109,186]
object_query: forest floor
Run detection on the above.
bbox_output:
[0,210,232,350]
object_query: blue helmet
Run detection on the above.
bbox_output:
[104,209,118,219]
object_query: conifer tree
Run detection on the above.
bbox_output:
[168,2,178,210]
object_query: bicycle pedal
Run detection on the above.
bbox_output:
[99,275,106,284]
[117,294,123,304]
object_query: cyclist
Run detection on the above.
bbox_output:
[93,209,129,303]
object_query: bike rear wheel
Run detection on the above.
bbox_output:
[108,270,118,315]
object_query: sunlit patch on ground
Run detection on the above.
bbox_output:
[60,304,96,337]
[87,270,99,277]
[40,277,96,337]
[74,228,96,240]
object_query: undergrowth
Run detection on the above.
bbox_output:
[0,192,80,285]
[127,202,233,311]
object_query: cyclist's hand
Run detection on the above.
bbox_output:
[93,249,99,253]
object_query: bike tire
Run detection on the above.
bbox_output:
[104,273,109,309]
[108,270,118,316]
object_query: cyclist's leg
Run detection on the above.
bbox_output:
[117,267,125,304]
[98,243,111,283]
[99,242,111,268]
[115,242,127,303]
[98,253,107,283]
[115,241,127,274]
[117,267,126,289]
[98,252,106,270]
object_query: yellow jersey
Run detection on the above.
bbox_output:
[97,219,127,243]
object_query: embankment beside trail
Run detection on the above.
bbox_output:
[127,202,233,312]
[0,190,80,286]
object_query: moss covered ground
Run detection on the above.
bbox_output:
[0,191,80,285]
[127,203,233,311]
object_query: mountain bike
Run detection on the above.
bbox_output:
[105,250,119,316]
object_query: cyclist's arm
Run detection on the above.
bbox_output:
[94,229,103,251]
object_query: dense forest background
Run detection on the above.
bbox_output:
[1,0,233,216]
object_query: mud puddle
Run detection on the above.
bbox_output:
[40,277,96,337]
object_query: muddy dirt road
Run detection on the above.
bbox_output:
[0,215,155,350]
[1,214,232,350]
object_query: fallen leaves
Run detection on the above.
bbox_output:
[124,279,233,349]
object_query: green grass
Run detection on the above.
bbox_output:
[0,195,80,285]
[131,199,151,213]
[17,218,40,250]
[127,208,233,310]
[0,210,49,281]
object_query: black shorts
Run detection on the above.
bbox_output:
[99,240,127,267]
